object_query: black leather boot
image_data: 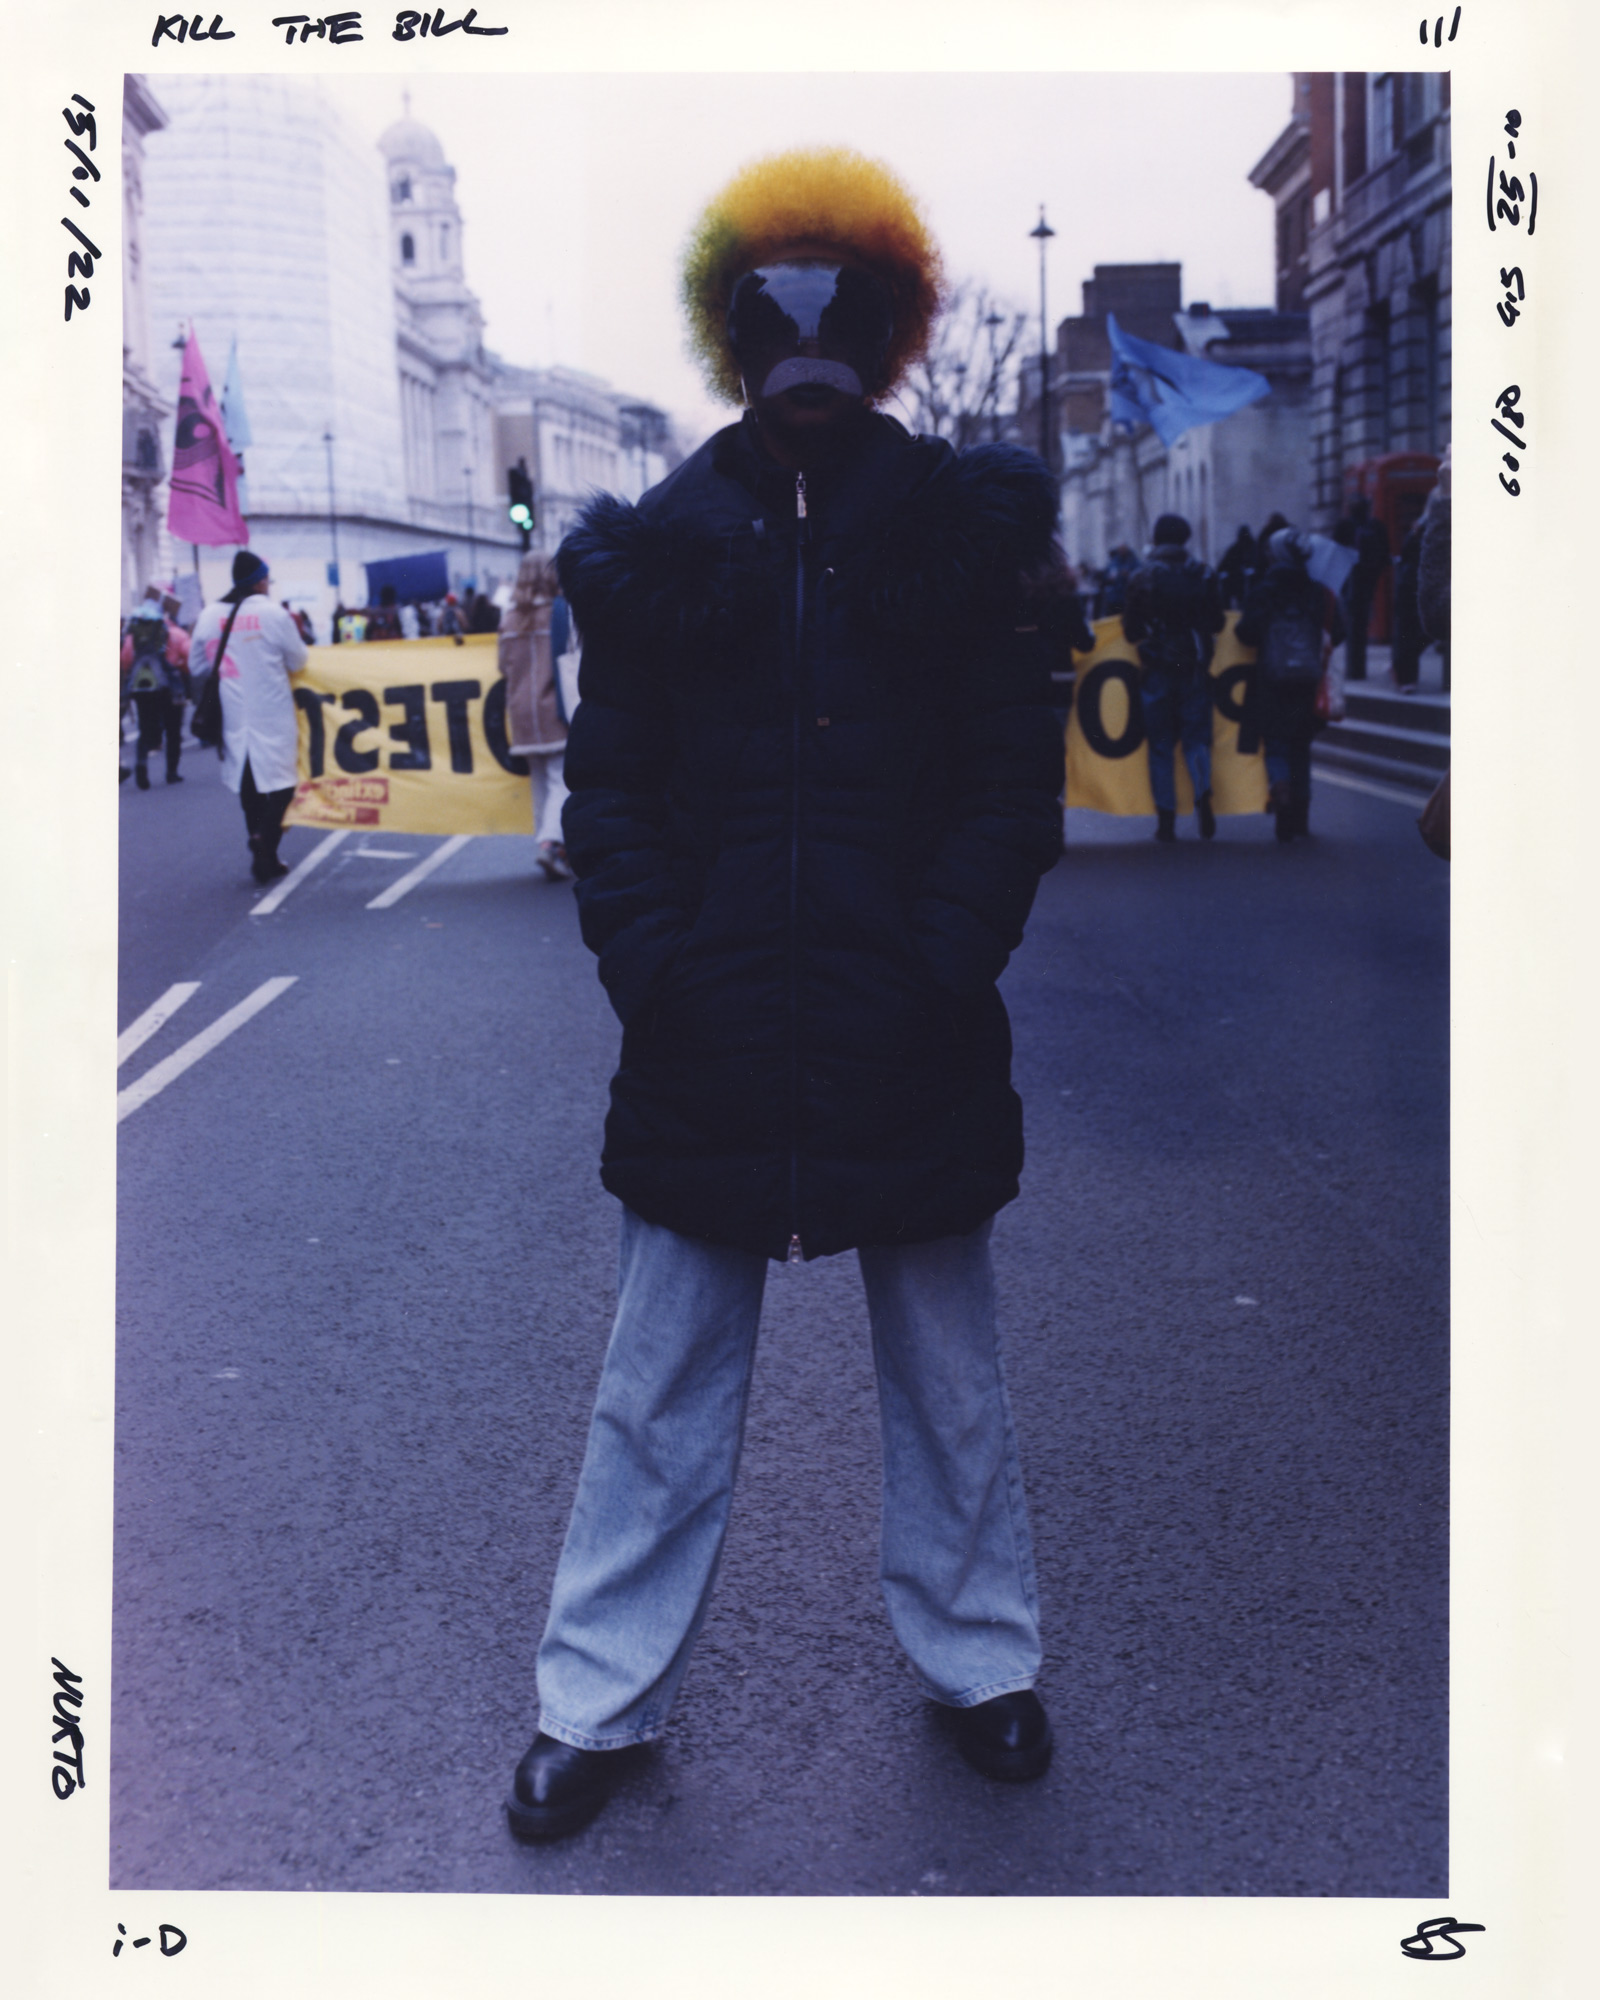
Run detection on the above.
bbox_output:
[506,1733,625,1841]
[1154,809,1176,843]
[947,1690,1054,1782]
[1197,791,1216,840]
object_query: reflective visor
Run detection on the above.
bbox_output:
[727,262,895,399]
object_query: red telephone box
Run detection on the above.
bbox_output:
[1341,453,1440,641]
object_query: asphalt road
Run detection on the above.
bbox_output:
[113,745,1449,1898]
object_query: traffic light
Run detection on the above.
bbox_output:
[507,458,534,550]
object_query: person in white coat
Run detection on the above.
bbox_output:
[191,550,308,883]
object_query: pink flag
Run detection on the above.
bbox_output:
[167,329,249,546]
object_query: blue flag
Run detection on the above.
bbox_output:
[1106,312,1270,445]
[219,337,252,515]
[219,336,253,451]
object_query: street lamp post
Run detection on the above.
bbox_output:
[1029,207,1056,472]
[322,430,340,593]
[983,308,1004,443]
[463,465,477,595]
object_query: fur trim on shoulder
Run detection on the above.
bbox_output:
[557,492,780,661]
[951,444,1060,569]
[862,443,1058,640]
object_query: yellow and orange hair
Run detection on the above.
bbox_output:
[680,146,946,405]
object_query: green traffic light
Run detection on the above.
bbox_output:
[509,503,533,529]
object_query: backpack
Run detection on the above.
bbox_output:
[1135,558,1213,674]
[126,615,170,693]
[1258,603,1325,682]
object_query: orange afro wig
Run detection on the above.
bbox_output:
[681,146,946,405]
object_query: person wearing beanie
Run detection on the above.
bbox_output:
[1120,513,1226,842]
[506,147,1064,1843]
[188,549,308,883]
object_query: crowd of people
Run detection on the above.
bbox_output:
[330,584,502,645]
[119,559,579,883]
[120,487,1448,864]
[1056,461,1450,843]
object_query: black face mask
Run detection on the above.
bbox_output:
[727,261,895,401]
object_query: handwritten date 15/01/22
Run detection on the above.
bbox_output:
[59,95,100,322]
[1493,385,1527,497]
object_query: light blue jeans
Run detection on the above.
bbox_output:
[535,1208,1043,1748]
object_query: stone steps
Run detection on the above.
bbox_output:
[1315,684,1449,793]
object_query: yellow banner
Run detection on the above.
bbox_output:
[286,632,534,836]
[1065,611,1268,816]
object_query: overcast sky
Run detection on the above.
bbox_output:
[329,71,1292,447]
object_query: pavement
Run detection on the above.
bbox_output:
[113,739,1449,1897]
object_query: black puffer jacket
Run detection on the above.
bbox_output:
[557,412,1064,1262]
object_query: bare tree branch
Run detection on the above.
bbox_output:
[890,279,1029,449]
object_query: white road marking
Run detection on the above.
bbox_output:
[250,830,351,915]
[355,847,418,859]
[116,978,298,1123]
[1313,768,1434,807]
[366,834,472,909]
[116,982,201,1068]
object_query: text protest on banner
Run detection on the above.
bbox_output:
[286,632,534,836]
[1065,611,1268,817]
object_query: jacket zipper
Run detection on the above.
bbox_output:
[787,471,809,1265]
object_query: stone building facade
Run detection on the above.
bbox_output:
[121,75,171,614]
[136,77,674,629]
[1052,264,1312,570]
[1259,71,1452,526]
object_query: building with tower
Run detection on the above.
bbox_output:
[135,77,675,629]
[380,104,501,538]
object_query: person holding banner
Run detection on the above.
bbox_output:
[191,550,308,883]
[1120,513,1225,843]
[499,551,572,881]
[505,146,1063,1843]
[1236,528,1345,842]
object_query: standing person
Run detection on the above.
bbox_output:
[1094,542,1139,619]
[439,593,465,646]
[1215,524,1257,610]
[120,591,192,789]
[1415,451,1451,857]
[1121,513,1226,843]
[505,146,1065,1843]
[1339,496,1390,683]
[1029,541,1094,734]
[499,551,572,881]
[1390,520,1426,691]
[366,585,403,642]
[190,550,308,883]
[1237,528,1346,842]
